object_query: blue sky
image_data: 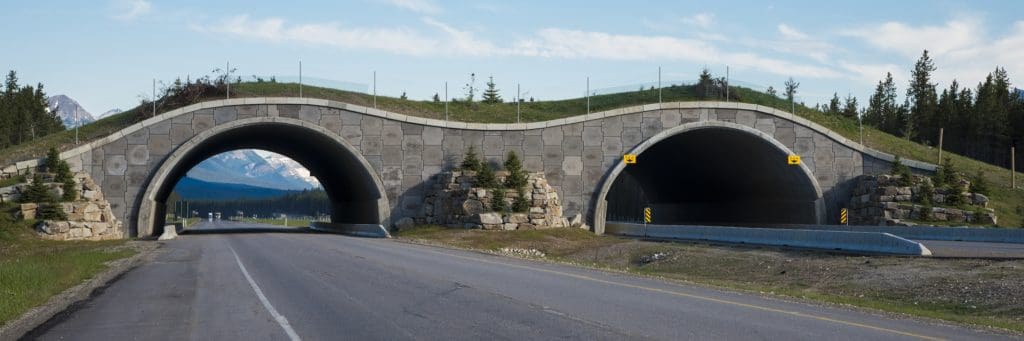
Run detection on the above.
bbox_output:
[2,0,1023,115]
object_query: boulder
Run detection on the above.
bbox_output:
[569,213,583,228]
[502,223,518,231]
[462,199,484,215]
[476,212,503,225]
[508,213,530,224]
[972,193,989,207]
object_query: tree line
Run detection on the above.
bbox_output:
[823,51,1023,169]
[172,188,331,218]
[0,71,64,149]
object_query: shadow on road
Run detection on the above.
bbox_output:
[179,227,324,235]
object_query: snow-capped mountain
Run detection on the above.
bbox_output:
[47,95,96,128]
[186,150,320,191]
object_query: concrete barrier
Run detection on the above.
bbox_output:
[606,222,931,256]
[309,222,391,238]
[781,225,1024,244]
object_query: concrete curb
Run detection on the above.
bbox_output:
[0,241,159,340]
[309,222,391,238]
[606,223,932,256]
[783,225,1024,244]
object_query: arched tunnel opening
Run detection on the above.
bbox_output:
[146,122,385,237]
[605,127,822,226]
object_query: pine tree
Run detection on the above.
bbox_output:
[432,93,440,102]
[45,147,62,173]
[784,77,800,103]
[970,170,990,195]
[490,187,507,212]
[827,93,841,116]
[482,75,502,104]
[463,73,477,103]
[907,50,938,142]
[513,188,530,212]
[696,68,715,99]
[475,162,498,188]
[890,156,912,186]
[460,146,482,172]
[841,94,859,119]
[400,92,408,100]
[502,151,527,189]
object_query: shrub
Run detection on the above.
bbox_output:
[475,162,498,188]
[890,156,912,186]
[945,190,966,208]
[45,148,61,173]
[20,173,55,203]
[932,157,959,188]
[970,170,990,195]
[513,188,530,212]
[490,188,507,212]
[916,180,934,205]
[503,151,527,189]
[460,146,482,172]
[38,203,66,220]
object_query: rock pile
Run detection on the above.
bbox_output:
[848,174,996,226]
[401,170,583,230]
[16,172,124,241]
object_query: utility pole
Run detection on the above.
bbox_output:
[586,76,590,115]
[373,71,377,108]
[658,66,662,104]
[859,116,864,145]
[1013,142,1017,189]
[937,128,944,164]
[152,78,156,117]
[226,61,230,99]
[299,60,303,98]
[444,81,448,121]
[516,83,521,123]
[725,65,730,102]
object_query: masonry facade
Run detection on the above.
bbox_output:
[1,98,934,237]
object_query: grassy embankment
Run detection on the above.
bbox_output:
[396,226,1024,333]
[0,203,134,326]
[0,81,1020,226]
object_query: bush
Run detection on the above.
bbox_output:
[946,190,966,208]
[933,157,959,187]
[45,147,77,201]
[918,204,933,221]
[460,146,482,172]
[890,156,912,186]
[916,180,934,205]
[475,162,498,188]
[513,188,530,212]
[19,173,54,203]
[503,151,527,189]
[37,203,66,220]
[490,188,507,212]
[970,170,990,195]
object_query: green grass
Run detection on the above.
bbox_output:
[0,203,133,325]
[0,175,24,188]
[1,81,1021,226]
[248,217,312,227]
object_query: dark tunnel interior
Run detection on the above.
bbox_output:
[148,122,383,236]
[605,127,822,226]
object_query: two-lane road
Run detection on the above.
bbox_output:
[30,221,1016,340]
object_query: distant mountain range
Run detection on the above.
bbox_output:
[172,176,294,200]
[186,150,320,191]
[47,95,96,128]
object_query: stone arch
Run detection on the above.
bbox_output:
[135,116,389,237]
[593,121,824,234]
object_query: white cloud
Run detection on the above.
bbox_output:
[378,0,440,14]
[196,15,843,79]
[844,18,1024,89]
[838,61,906,85]
[777,24,808,40]
[111,0,151,20]
[682,13,714,29]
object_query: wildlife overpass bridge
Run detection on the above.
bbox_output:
[6,98,934,237]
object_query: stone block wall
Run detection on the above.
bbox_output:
[848,174,996,226]
[17,172,126,241]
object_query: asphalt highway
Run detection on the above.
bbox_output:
[29,221,1017,340]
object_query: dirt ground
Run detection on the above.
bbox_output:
[395,227,1024,332]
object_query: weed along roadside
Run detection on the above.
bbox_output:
[394,226,1024,333]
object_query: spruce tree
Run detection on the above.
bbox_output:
[970,170,990,195]
[460,146,482,172]
[432,93,440,102]
[20,173,53,203]
[474,162,498,188]
[890,156,912,186]
[490,187,507,212]
[502,151,527,189]
[696,68,714,99]
[827,93,841,116]
[907,50,938,142]
[513,188,530,212]
[482,75,502,104]
[841,94,858,119]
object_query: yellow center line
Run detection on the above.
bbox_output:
[390,241,945,341]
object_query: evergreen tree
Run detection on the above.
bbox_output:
[475,161,498,188]
[970,170,990,195]
[481,75,502,104]
[826,93,841,116]
[863,73,902,136]
[502,151,527,189]
[463,73,477,103]
[432,93,440,102]
[513,188,530,212]
[460,146,482,172]
[841,94,859,119]
[890,156,912,186]
[490,187,507,212]
[907,50,938,142]
[45,147,62,173]
[784,77,800,103]
[20,173,54,203]
[399,92,408,100]
[696,68,715,99]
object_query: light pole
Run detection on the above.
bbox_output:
[299,60,303,98]
[658,66,662,104]
[516,83,521,123]
[226,61,230,99]
[586,76,590,115]
[444,81,448,121]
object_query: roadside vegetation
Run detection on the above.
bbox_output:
[0,203,134,326]
[395,226,1024,333]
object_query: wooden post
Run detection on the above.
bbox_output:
[1013,144,1017,189]
[937,128,944,164]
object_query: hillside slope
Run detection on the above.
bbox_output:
[1,82,1021,226]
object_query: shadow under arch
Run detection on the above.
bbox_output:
[593,121,825,234]
[136,117,389,238]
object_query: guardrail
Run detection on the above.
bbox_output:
[309,222,391,238]
[780,225,1024,244]
[606,222,932,256]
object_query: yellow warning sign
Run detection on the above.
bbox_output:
[787,155,801,165]
[643,207,652,223]
[623,154,637,164]
[840,208,849,225]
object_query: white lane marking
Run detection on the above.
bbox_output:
[229,245,302,341]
